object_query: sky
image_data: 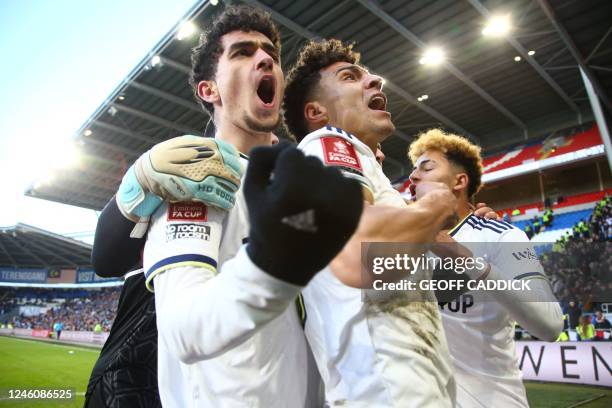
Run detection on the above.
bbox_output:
[0,0,199,241]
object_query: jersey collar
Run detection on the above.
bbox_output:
[448,212,474,237]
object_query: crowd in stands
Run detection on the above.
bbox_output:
[522,207,554,239]
[538,196,612,341]
[1,287,120,332]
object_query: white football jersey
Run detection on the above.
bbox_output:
[144,155,316,407]
[298,126,455,407]
[441,215,543,407]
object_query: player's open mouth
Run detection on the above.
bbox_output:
[256,75,276,107]
[368,92,388,112]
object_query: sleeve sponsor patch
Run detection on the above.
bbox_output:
[168,202,207,221]
[320,136,363,172]
[166,223,211,242]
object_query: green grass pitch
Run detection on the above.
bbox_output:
[525,381,612,408]
[0,335,610,407]
[0,336,99,407]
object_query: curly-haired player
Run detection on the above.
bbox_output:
[409,129,563,408]
[283,38,458,407]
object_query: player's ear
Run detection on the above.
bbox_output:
[453,172,469,193]
[197,80,220,104]
[304,101,328,128]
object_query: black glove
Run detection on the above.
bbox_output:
[244,142,364,286]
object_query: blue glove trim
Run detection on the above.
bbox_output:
[117,165,162,218]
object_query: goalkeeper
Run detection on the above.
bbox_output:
[88,5,361,407]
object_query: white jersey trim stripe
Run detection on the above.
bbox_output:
[145,253,217,292]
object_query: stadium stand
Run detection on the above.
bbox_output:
[541,197,611,335]
[1,287,120,332]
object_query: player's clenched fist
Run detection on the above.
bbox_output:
[116,135,243,222]
[244,142,364,286]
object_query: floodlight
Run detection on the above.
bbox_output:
[482,15,511,37]
[419,47,445,66]
[177,21,197,40]
[150,55,162,67]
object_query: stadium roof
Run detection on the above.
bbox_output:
[26,0,612,210]
[0,224,91,269]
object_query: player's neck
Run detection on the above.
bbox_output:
[456,194,472,220]
[215,117,272,156]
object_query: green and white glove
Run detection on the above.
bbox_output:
[116,135,243,236]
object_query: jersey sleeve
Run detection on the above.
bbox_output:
[491,226,547,281]
[484,225,564,341]
[298,128,374,200]
[144,201,302,363]
[143,201,221,291]
[153,246,302,363]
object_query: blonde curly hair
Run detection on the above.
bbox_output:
[408,129,484,197]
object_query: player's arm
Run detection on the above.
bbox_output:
[331,187,457,288]
[153,143,363,363]
[153,247,303,363]
[91,136,242,278]
[91,197,145,277]
[474,228,563,341]
[297,128,457,287]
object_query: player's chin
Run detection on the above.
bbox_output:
[245,110,280,133]
[373,117,396,138]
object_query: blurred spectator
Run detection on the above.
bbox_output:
[593,310,611,341]
[524,223,534,239]
[576,315,595,341]
[533,217,542,234]
[565,300,582,329]
[542,207,553,227]
[593,310,611,330]
[53,321,64,339]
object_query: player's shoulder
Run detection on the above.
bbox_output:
[297,125,375,176]
[298,126,371,156]
[459,215,524,240]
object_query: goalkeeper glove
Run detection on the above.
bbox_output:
[116,135,243,235]
[244,142,364,286]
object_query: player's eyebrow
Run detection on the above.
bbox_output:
[228,40,279,59]
[334,64,368,78]
[415,159,435,169]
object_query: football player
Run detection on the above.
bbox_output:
[409,129,563,407]
[282,39,458,407]
[89,6,362,407]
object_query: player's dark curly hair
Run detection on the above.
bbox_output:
[190,5,281,115]
[283,39,360,142]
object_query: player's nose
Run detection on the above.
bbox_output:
[255,48,274,72]
[365,74,383,90]
[409,170,419,183]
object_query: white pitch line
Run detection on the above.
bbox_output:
[0,336,100,353]
[566,394,606,408]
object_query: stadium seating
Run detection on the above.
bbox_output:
[1,287,119,332]
[512,209,593,232]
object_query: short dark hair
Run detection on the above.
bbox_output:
[283,39,360,142]
[190,5,281,115]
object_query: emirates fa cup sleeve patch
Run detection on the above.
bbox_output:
[166,223,211,242]
[320,136,363,172]
[167,202,207,222]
